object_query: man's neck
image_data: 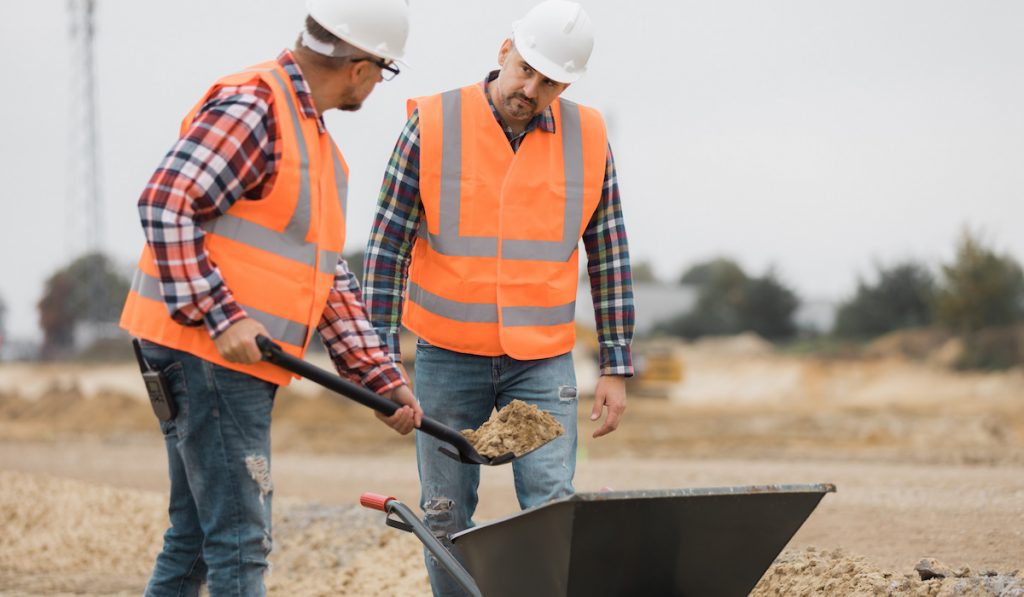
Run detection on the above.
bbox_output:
[292,48,332,116]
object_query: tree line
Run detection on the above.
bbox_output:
[649,229,1023,369]
[8,229,1023,369]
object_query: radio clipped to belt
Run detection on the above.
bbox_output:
[132,338,178,422]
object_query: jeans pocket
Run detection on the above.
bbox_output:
[415,337,433,348]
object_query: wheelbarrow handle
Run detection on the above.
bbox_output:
[360,492,483,597]
[256,335,506,466]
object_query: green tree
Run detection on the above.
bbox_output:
[833,261,936,338]
[934,231,1024,333]
[739,270,800,340]
[657,258,800,341]
[678,257,745,287]
[630,260,659,284]
[37,252,130,356]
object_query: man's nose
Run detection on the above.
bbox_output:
[522,77,540,98]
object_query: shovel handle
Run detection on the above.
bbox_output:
[257,335,401,415]
[255,335,492,463]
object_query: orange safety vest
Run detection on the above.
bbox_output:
[120,60,349,385]
[403,84,607,360]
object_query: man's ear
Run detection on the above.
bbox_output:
[497,38,514,67]
[348,60,368,82]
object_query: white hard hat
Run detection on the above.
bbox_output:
[306,0,410,63]
[512,0,594,84]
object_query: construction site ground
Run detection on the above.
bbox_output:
[1,340,1022,595]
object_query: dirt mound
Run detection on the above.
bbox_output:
[752,548,1023,596]
[0,470,164,594]
[864,328,954,361]
[4,470,1019,596]
[692,331,775,356]
[0,469,429,596]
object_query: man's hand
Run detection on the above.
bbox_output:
[375,384,423,435]
[590,375,627,438]
[213,318,270,364]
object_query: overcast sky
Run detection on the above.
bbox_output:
[2,0,1022,340]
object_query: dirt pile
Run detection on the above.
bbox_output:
[0,469,430,596]
[462,399,564,458]
[4,469,1019,596]
[0,470,164,594]
[751,548,1023,596]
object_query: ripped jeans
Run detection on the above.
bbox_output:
[139,340,276,597]
[414,340,578,597]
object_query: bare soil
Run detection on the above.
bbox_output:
[462,399,564,458]
[0,348,1022,596]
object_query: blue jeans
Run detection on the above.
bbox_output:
[140,340,277,597]
[414,340,578,597]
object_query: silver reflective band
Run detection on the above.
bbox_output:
[131,269,310,347]
[199,68,345,276]
[330,144,349,219]
[408,281,576,327]
[408,282,497,323]
[502,100,584,262]
[320,249,340,275]
[426,92,586,262]
[503,301,576,327]
[427,89,498,257]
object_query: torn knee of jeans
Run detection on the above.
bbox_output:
[244,454,273,504]
[424,497,454,515]
[423,497,457,540]
[558,385,578,402]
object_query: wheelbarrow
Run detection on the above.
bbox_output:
[256,335,543,466]
[361,483,837,597]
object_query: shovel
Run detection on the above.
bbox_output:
[256,335,518,466]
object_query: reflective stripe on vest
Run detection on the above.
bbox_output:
[407,282,575,327]
[199,69,346,275]
[423,90,586,263]
[130,269,309,346]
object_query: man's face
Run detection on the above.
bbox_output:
[336,58,389,111]
[492,41,569,125]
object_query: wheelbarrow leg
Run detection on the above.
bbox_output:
[361,493,482,597]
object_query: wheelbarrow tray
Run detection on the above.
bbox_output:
[448,483,835,597]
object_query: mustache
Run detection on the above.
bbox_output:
[508,92,536,108]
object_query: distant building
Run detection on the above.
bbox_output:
[794,299,838,334]
[574,282,697,336]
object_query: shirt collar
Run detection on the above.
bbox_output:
[481,70,556,136]
[277,49,322,125]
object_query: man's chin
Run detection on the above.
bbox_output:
[338,102,363,112]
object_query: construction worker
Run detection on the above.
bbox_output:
[119,1,422,595]
[362,1,634,593]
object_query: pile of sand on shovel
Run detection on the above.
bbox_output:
[462,400,564,458]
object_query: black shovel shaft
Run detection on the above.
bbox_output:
[255,336,476,455]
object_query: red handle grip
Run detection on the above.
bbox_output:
[359,492,395,512]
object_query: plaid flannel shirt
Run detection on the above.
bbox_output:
[136,50,403,392]
[363,73,634,376]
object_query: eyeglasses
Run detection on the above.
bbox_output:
[350,56,400,81]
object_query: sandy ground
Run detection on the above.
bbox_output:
[1,346,1022,596]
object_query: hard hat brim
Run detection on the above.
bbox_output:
[514,40,583,84]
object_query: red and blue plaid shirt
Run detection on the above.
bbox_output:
[136,50,403,392]
[363,73,635,376]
